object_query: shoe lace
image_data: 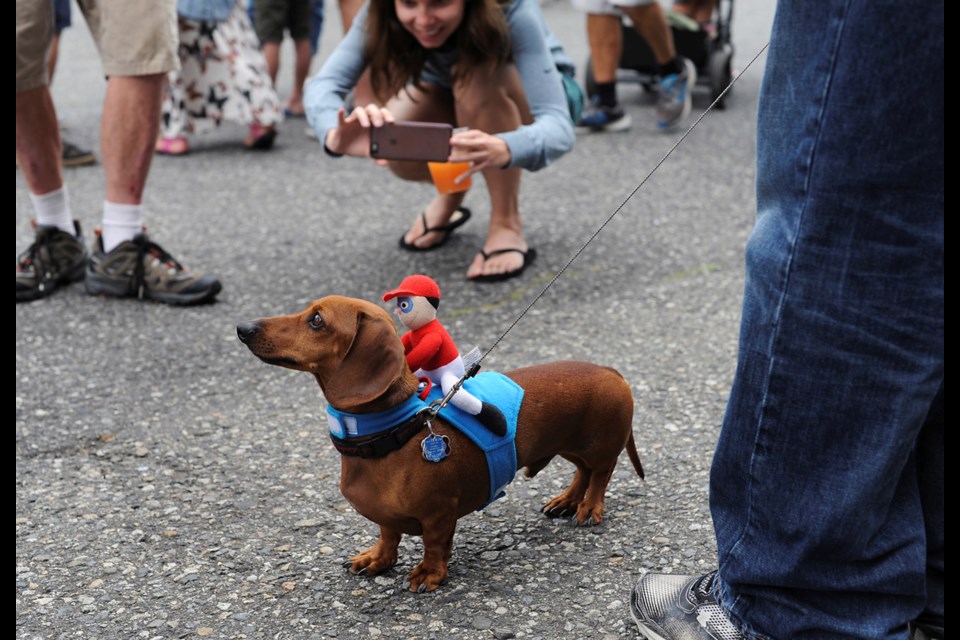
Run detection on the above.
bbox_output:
[690,571,719,603]
[17,229,51,274]
[132,235,186,300]
[659,74,681,96]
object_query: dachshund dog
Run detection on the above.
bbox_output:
[237,295,644,592]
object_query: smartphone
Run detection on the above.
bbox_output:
[370,121,453,162]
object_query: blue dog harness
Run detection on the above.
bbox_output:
[327,372,524,508]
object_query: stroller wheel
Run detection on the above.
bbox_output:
[708,44,734,109]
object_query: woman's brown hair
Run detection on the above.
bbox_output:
[364,0,512,101]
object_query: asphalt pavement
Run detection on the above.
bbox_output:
[17,2,775,638]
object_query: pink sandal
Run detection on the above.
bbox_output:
[155,136,189,156]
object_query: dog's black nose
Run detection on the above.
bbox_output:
[237,322,260,344]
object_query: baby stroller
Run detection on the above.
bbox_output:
[584,0,735,109]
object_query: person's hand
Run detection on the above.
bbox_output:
[324,104,395,164]
[448,129,512,181]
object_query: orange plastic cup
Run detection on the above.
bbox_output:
[428,161,472,195]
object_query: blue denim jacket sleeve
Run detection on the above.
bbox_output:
[304,3,370,155]
[177,0,237,23]
[496,0,575,171]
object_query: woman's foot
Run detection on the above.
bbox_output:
[283,99,306,118]
[466,226,529,280]
[402,195,467,250]
[155,136,189,156]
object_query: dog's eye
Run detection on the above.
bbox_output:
[308,312,325,329]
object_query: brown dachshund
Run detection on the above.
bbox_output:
[237,295,644,592]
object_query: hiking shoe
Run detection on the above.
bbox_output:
[62,139,96,167]
[85,231,222,305]
[656,58,697,130]
[16,220,88,302]
[576,95,632,133]
[630,571,744,640]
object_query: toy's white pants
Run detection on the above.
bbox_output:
[415,357,482,415]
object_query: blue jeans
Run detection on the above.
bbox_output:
[710,1,944,638]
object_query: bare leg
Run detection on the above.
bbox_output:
[16,86,63,195]
[262,41,281,86]
[338,0,365,33]
[587,14,622,84]
[284,38,312,115]
[346,0,376,111]
[100,74,165,205]
[47,32,60,80]
[455,64,533,279]
[674,0,716,25]
[618,3,676,64]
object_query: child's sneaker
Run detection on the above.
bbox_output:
[85,231,221,305]
[577,95,632,133]
[656,58,697,130]
[16,220,88,302]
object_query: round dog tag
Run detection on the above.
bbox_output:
[421,433,450,462]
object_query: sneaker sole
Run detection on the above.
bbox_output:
[62,155,97,168]
[630,608,670,640]
[657,95,693,129]
[85,272,222,306]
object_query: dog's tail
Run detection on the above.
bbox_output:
[625,432,645,479]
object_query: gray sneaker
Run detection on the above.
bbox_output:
[16,220,88,302]
[630,571,744,640]
[656,58,697,130]
[85,231,222,305]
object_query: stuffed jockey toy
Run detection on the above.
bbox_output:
[382,274,507,436]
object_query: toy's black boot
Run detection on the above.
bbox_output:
[477,403,507,437]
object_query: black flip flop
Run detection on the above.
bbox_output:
[468,247,537,283]
[398,207,472,251]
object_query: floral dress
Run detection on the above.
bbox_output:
[161,1,283,138]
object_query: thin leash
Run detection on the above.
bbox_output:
[423,42,771,417]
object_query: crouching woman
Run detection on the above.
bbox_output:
[305,0,578,281]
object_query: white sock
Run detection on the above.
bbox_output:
[101,202,143,253]
[30,186,76,235]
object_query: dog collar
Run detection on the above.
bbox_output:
[327,395,427,438]
[326,395,430,459]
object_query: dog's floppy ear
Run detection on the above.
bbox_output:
[322,306,407,410]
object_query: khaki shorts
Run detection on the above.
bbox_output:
[16,0,179,93]
[570,0,657,16]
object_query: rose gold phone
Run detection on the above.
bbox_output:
[370,121,453,162]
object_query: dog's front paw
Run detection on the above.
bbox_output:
[346,546,398,576]
[405,562,448,593]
